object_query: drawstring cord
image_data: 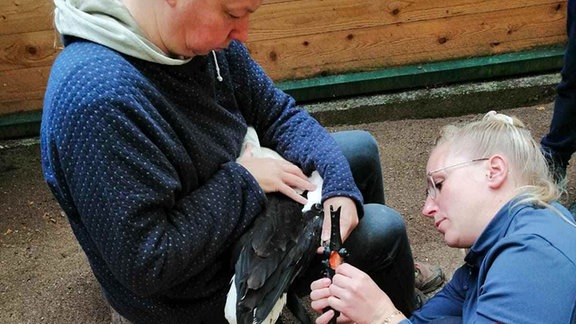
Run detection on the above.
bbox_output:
[212,50,223,82]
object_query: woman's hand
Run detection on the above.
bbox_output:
[310,277,354,324]
[321,196,359,243]
[310,263,406,324]
[237,145,316,205]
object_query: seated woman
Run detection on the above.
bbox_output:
[310,111,576,324]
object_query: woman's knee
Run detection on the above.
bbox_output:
[365,204,406,235]
[333,131,385,203]
[345,204,411,270]
[350,204,408,251]
[334,130,380,165]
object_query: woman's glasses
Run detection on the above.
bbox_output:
[426,158,489,199]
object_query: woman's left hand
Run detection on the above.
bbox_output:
[317,263,405,324]
[310,277,353,324]
[321,196,358,243]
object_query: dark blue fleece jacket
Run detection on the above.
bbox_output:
[40,39,362,323]
[410,200,576,323]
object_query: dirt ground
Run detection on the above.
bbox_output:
[1,103,574,323]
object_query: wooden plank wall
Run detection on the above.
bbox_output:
[1,0,59,115]
[0,0,568,117]
[246,0,567,80]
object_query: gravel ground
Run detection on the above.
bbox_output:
[1,102,573,323]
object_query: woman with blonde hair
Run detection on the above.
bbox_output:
[311,111,576,324]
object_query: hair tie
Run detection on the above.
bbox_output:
[485,110,514,126]
[502,115,514,126]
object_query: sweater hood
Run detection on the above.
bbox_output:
[54,0,191,65]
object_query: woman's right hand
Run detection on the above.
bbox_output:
[237,145,316,205]
[310,263,405,324]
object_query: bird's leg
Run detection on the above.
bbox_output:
[322,205,349,324]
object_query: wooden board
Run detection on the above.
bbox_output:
[248,0,564,42]
[0,30,61,71]
[246,1,567,80]
[0,66,51,113]
[0,0,54,35]
[0,0,568,116]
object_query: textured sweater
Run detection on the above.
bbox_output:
[40,39,362,323]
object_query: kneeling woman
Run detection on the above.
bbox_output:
[310,111,576,324]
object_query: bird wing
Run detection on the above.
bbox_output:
[231,193,323,324]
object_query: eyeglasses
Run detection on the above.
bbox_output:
[426,158,489,199]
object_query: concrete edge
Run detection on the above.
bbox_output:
[306,73,560,126]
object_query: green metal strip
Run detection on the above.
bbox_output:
[0,46,565,139]
[278,46,565,102]
[0,111,43,127]
[0,111,43,140]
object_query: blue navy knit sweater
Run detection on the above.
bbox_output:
[41,39,362,323]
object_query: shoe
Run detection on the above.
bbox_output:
[414,288,428,310]
[414,262,445,294]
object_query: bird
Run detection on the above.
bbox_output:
[225,192,323,324]
[225,127,324,324]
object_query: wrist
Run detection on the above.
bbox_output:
[379,309,405,324]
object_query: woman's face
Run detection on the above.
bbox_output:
[421,144,490,248]
[159,0,262,57]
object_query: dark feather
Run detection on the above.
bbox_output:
[232,192,323,324]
